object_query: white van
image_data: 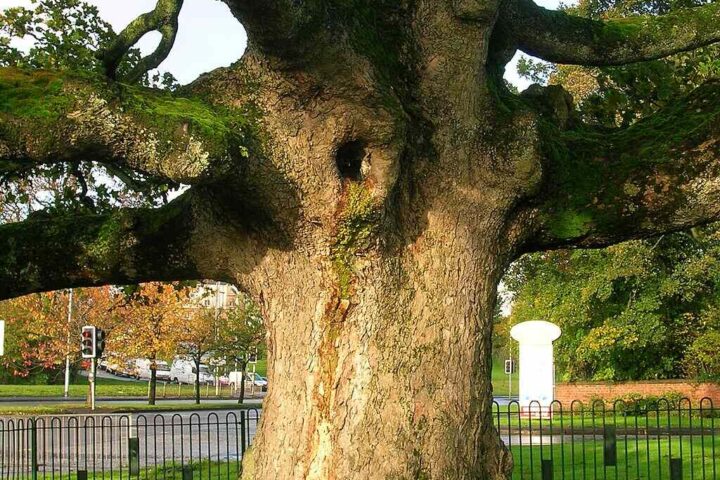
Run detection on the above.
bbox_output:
[132,359,171,382]
[170,358,214,385]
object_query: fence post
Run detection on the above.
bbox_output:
[603,425,617,466]
[240,410,247,458]
[30,418,38,480]
[541,459,553,480]
[128,436,140,476]
[670,458,682,480]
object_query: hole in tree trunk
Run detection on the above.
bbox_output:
[335,140,366,181]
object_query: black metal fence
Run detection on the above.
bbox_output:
[495,397,719,480]
[0,409,260,479]
[0,398,717,479]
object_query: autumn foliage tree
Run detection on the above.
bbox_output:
[0,287,116,383]
[113,282,192,405]
[4,0,720,477]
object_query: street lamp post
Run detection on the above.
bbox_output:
[63,289,74,398]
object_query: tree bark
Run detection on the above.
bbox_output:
[194,357,201,405]
[242,221,514,480]
[238,360,246,405]
[149,359,157,406]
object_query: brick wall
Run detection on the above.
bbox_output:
[555,380,720,406]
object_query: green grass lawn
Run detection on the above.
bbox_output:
[0,379,247,398]
[490,404,720,431]
[492,358,519,397]
[10,460,240,479]
[0,361,269,399]
[510,436,720,479]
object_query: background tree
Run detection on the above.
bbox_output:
[4,0,720,477]
[0,286,117,383]
[502,0,720,383]
[113,282,191,405]
[177,306,217,405]
[212,294,265,404]
[500,229,720,380]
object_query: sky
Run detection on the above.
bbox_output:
[0,0,560,89]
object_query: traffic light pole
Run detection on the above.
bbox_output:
[88,357,96,411]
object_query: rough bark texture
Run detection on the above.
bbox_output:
[3,0,720,478]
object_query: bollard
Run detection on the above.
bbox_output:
[670,458,682,480]
[182,465,193,480]
[128,437,140,475]
[162,382,166,398]
[240,410,247,458]
[541,459,553,480]
[603,425,617,466]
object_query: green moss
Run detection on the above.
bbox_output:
[121,84,248,158]
[0,69,69,120]
[85,213,127,269]
[331,183,380,298]
[546,209,593,239]
[536,81,720,242]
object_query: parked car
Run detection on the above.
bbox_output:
[130,359,172,382]
[100,356,125,375]
[170,358,214,385]
[228,371,268,392]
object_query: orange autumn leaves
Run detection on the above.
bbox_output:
[0,283,215,381]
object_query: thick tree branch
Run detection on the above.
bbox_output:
[502,0,720,66]
[0,195,200,300]
[528,81,720,250]
[0,68,244,184]
[221,0,303,55]
[100,0,184,82]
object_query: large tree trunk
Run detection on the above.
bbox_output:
[240,196,516,478]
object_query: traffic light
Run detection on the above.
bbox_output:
[248,347,258,364]
[81,326,96,359]
[95,328,106,358]
[504,359,516,375]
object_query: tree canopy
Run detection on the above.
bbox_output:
[499,0,720,383]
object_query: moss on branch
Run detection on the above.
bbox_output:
[0,67,251,183]
[100,0,184,82]
[533,81,720,249]
[0,197,200,300]
[503,0,720,66]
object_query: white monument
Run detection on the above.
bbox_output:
[510,320,561,418]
